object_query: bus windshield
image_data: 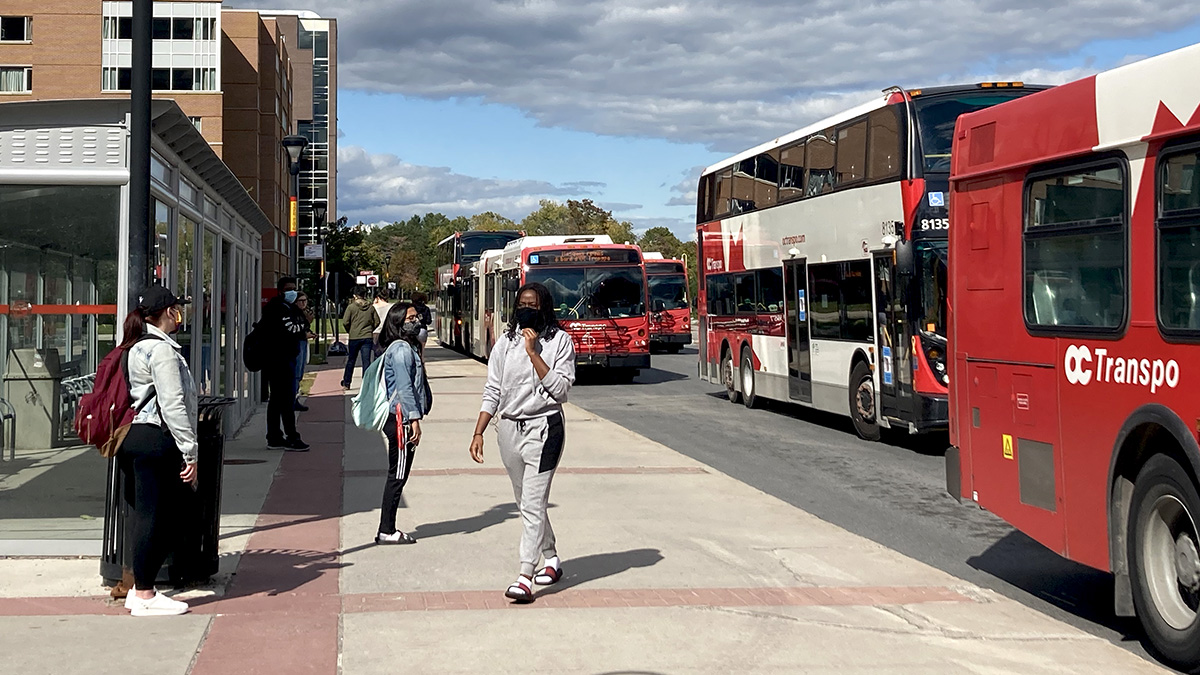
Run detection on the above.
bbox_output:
[649,274,688,311]
[461,234,519,264]
[916,241,948,336]
[526,266,646,320]
[914,92,1030,173]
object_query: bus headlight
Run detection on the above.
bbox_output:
[919,330,949,385]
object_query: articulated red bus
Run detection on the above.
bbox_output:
[461,235,651,378]
[947,43,1200,668]
[696,82,1045,439]
[434,230,522,351]
[643,253,692,353]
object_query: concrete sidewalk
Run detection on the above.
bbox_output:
[0,346,1172,674]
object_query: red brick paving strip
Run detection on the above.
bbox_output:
[187,368,346,675]
[342,585,972,613]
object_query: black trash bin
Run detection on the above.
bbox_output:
[101,396,235,586]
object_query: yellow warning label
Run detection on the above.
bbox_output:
[1002,434,1014,460]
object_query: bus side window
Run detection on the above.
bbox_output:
[732,158,756,214]
[734,273,757,314]
[868,107,902,180]
[836,118,868,186]
[714,168,733,218]
[697,173,715,224]
[756,267,784,313]
[1158,147,1200,333]
[755,152,779,209]
[805,129,836,197]
[1023,162,1126,331]
[707,273,733,316]
[778,140,805,202]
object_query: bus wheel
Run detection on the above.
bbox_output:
[849,361,880,441]
[1129,454,1200,667]
[722,349,740,404]
[740,346,758,409]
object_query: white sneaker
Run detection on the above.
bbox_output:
[127,591,189,616]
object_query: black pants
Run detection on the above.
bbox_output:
[379,412,416,535]
[342,338,374,387]
[120,424,183,591]
[266,360,299,443]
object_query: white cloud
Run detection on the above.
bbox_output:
[244,0,1197,150]
[338,145,588,223]
[666,165,705,207]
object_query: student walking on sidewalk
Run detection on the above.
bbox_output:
[469,282,576,602]
[375,302,433,545]
[341,289,379,389]
[119,285,199,616]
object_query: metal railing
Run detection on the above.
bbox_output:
[59,373,95,443]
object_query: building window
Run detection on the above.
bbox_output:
[196,17,216,40]
[1157,144,1200,335]
[0,16,31,42]
[0,66,31,93]
[189,116,202,133]
[101,66,132,92]
[1024,161,1127,331]
[151,18,171,40]
[150,153,171,186]
[171,17,193,40]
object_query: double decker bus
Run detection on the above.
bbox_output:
[697,82,1046,439]
[643,253,692,353]
[434,229,522,350]
[461,235,651,378]
[946,43,1200,668]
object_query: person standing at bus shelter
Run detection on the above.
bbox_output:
[469,282,576,603]
[341,289,379,390]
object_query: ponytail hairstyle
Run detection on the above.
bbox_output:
[118,306,170,349]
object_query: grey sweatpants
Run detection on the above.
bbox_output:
[497,412,565,577]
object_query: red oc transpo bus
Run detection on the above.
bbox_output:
[696,82,1045,439]
[435,229,522,350]
[643,253,692,353]
[946,43,1200,668]
[461,235,651,378]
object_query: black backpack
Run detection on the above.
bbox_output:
[243,321,266,372]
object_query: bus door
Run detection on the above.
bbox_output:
[875,252,911,419]
[784,258,812,402]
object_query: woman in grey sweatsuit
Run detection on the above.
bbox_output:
[470,282,576,603]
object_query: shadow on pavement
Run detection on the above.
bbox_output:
[967,530,1143,645]
[189,547,350,606]
[539,548,664,596]
[410,503,519,540]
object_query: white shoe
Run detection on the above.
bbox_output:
[128,591,189,616]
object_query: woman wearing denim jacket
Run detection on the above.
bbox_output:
[119,285,198,616]
[375,301,433,545]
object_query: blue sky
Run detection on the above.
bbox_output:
[243,1,1200,239]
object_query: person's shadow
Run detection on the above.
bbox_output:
[408,503,519,540]
[538,548,664,596]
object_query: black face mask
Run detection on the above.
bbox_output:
[401,319,422,337]
[514,307,544,331]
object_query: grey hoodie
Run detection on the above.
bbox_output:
[481,329,576,420]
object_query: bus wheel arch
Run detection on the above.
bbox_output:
[1109,405,1200,664]
[720,341,740,404]
[848,352,880,442]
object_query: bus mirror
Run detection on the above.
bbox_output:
[504,277,520,293]
[895,239,915,276]
[653,299,666,312]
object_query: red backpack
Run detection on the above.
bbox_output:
[75,335,160,458]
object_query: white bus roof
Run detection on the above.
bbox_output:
[503,235,614,252]
[643,252,665,259]
[703,95,889,177]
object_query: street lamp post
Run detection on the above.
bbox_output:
[311,200,327,347]
[281,135,309,278]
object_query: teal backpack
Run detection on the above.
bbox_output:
[350,357,390,431]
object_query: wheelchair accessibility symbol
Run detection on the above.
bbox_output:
[928,192,945,207]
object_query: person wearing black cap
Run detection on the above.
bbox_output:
[118,284,198,616]
[261,277,310,451]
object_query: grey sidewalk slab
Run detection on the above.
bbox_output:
[0,614,210,675]
[340,346,1171,674]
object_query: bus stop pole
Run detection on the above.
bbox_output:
[127,0,152,308]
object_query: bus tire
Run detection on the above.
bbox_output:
[721,348,740,404]
[740,346,758,409]
[1129,454,1200,668]
[849,361,880,442]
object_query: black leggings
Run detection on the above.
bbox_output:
[120,424,183,590]
[379,412,416,535]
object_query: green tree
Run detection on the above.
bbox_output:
[638,226,699,315]
[521,199,571,235]
[469,211,517,231]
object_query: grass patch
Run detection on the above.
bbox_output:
[299,372,318,397]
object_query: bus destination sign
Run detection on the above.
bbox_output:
[529,249,641,266]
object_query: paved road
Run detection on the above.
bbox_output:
[569,347,1161,667]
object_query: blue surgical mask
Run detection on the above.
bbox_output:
[284,290,298,303]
